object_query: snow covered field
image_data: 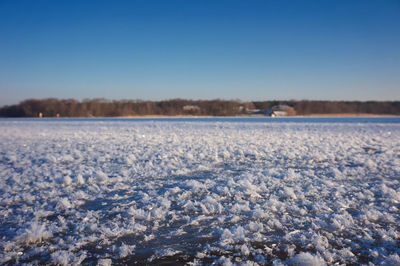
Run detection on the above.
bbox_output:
[0,117,399,265]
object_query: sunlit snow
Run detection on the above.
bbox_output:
[0,117,399,265]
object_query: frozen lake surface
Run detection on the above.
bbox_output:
[0,117,399,265]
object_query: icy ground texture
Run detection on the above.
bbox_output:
[0,118,399,265]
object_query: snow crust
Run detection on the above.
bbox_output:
[0,118,399,264]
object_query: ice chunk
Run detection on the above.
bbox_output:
[217,256,233,266]
[95,170,108,182]
[187,180,206,191]
[57,198,72,210]
[282,187,297,200]
[220,228,234,246]
[240,244,250,256]
[76,174,85,185]
[288,252,326,266]
[97,258,112,266]
[16,221,53,244]
[51,250,73,266]
[63,175,72,186]
[118,243,136,258]
[330,212,354,231]
[51,250,86,266]
[200,196,223,214]
[247,221,263,232]
[60,154,74,163]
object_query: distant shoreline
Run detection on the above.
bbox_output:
[108,113,400,118]
[0,113,400,119]
[1,114,399,119]
[84,114,400,118]
[295,113,399,117]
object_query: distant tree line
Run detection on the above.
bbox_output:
[0,98,248,117]
[0,98,399,117]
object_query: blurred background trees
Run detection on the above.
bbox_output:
[0,98,399,117]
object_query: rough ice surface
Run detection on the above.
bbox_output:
[0,117,399,265]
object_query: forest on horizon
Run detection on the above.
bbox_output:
[0,98,399,117]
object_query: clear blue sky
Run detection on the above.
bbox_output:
[0,0,399,106]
